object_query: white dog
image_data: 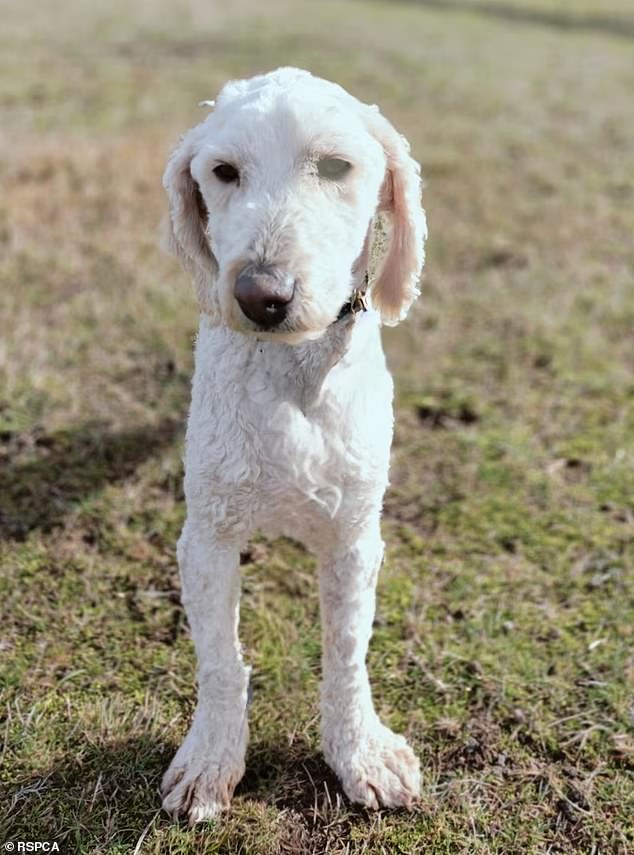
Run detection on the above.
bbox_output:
[160,67,427,824]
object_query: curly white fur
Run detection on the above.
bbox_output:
[159,67,427,823]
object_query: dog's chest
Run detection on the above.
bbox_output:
[190,321,393,536]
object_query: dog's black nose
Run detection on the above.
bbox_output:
[234,266,296,329]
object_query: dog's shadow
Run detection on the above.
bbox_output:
[239,736,344,811]
[0,418,184,541]
[3,734,346,846]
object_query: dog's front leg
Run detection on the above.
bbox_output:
[161,517,249,824]
[319,523,420,809]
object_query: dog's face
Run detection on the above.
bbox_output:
[164,68,426,341]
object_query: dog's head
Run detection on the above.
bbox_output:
[164,67,426,341]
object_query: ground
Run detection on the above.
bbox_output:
[0,0,633,852]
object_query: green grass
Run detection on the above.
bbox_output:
[1,0,633,852]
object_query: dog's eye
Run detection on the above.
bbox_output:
[213,163,240,184]
[317,158,352,180]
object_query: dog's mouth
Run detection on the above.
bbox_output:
[242,319,327,345]
[255,329,324,345]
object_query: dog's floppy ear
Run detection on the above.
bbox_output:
[163,124,219,316]
[364,108,427,325]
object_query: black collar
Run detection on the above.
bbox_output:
[335,272,370,322]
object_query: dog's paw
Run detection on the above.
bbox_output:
[324,722,420,810]
[161,723,247,824]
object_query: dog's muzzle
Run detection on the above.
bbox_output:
[234,265,296,329]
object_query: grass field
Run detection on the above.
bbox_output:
[1,0,633,852]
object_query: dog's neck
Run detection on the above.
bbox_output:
[202,305,377,416]
[289,315,359,411]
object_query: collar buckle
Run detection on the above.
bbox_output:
[349,287,368,315]
[335,272,370,323]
